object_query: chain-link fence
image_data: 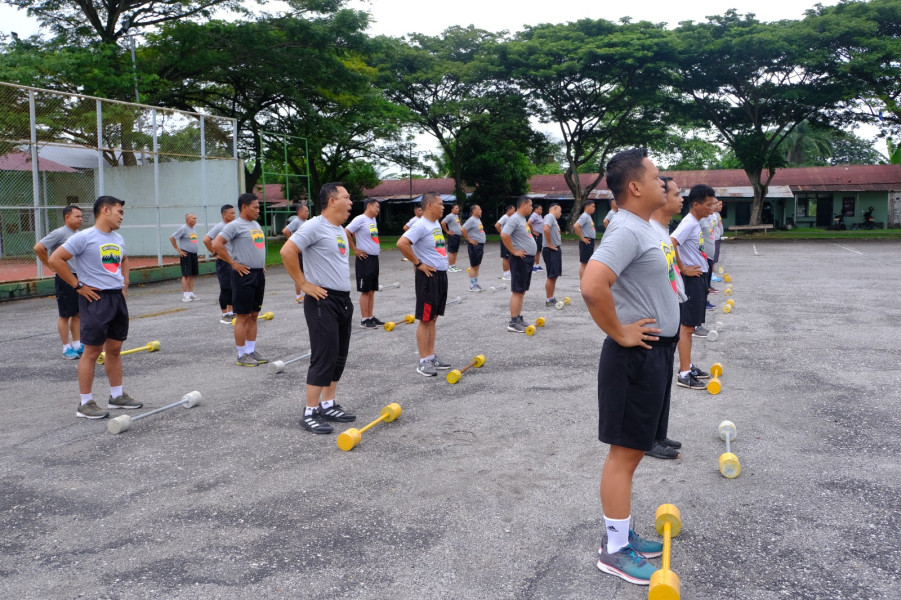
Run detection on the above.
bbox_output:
[0,82,240,283]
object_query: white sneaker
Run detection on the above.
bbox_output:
[181,296,193,303]
[189,292,198,300]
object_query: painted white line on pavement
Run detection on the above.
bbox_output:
[833,244,863,255]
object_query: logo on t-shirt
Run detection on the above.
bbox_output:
[659,240,679,297]
[432,229,447,257]
[337,235,347,255]
[189,232,198,244]
[100,243,122,274]
[478,223,484,232]
[251,229,265,249]
[698,232,708,260]
[368,223,379,245]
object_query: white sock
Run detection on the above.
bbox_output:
[80,394,92,405]
[183,291,191,298]
[63,343,71,351]
[680,370,691,378]
[547,297,554,302]
[74,341,83,349]
[237,345,245,357]
[504,270,511,277]
[110,385,123,398]
[321,399,334,410]
[304,405,317,416]
[245,340,255,353]
[605,515,631,553]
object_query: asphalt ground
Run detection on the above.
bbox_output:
[1,239,899,600]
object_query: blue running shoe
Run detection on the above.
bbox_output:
[63,347,79,360]
[706,301,716,310]
[599,529,663,559]
[597,545,655,585]
[711,274,723,282]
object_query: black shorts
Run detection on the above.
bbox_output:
[597,336,677,451]
[509,254,533,293]
[231,269,265,315]
[713,239,721,263]
[468,242,484,267]
[679,275,707,327]
[215,259,233,290]
[55,274,79,318]
[447,234,461,254]
[500,239,511,259]
[79,289,129,346]
[180,253,199,277]
[533,234,543,254]
[355,254,379,293]
[415,269,448,322]
[304,290,353,387]
[542,247,562,279]
[579,239,596,263]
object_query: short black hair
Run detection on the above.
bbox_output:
[93,195,124,218]
[63,204,82,218]
[505,204,515,212]
[421,192,442,210]
[364,198,380,207]
[516,195,532,209]
[549,202,560,210]
[220,204,234,215]
[605,148,648,201]
[237,193,257,211]
[583,200,595,208]
[687,184,715,204]
[319,183,344,210]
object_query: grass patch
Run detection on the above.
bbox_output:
[729,229,901,240]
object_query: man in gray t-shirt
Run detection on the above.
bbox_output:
[461,205,486,292]
[501,196,538,332]
[542,203,563,305]
[495,204,515,279]
[582,149,678,584]
[441,205,464,272]
[204,204,236,321]
[35,204,84,359]
[170,213,200,303]
[213,194,268,367]
[528,204,545,271]
[575,200,597,279]
[346,198,383,327]
[281,183,357,434]
[603,200,619,228]
[282,203,310,303]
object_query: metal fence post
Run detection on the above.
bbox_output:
[29,89,41,278]
[153,108,161,266]
[97,99,104,196]
[200,115,209,260]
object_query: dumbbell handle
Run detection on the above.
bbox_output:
[131,398,189,423]
[121,343,154,357]
[724,434,732,454]
[283,351,311,367]
[357,414,390,435]
[661,520,672,572]
[458,360,479,375]
[447,296,462,305]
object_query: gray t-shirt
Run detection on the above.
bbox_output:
[62,226,126,290]
[40,225,78,271]
[346,214,380,256]
[577,212,596,239]
[462,216,486,244]
[528,211,544,236]
[206,220,226,241]
[590,209,680,337]
[543,214,561,248]
[496,214,510,231]
[286,217,306,235]
[290,215,351,292]
[442,213,462,235]
[501,212,537,255]
[671,213,708,271]
[652,221,687,303]
[402,218,449,271]
[171,224,199,254]
[712,212,723,240]
[604,210,617,224]
[700,216,715,253]
[218,217,266,269]
[405,216,420,229]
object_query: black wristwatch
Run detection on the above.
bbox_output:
[75,281,84,290]
[414,261,422,268]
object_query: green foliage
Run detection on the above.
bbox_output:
[654,131,724,171]
[886,138,901,165]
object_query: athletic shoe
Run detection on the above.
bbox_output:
[108,393,143,410]
[63,347,80,360]
[248,351,268,364]
[645,441,681,459]
[320,403,356,422]
[431,356,452,370]
[676,373,706,389]
[532,265,540,272]
[76,400,109,419]
[507,318,526,333]
[706,302,716,310]
[692,326,709,338]
[181,297,193,303]
[189,292,199,300]
[690,364,710,380]
[236,353,259,367]
[75,345,84,356]
[709,287,719,294]
[501,274,511,281]
[535,265,543,272]
[370,317,385,326]
[469,284,483,292]
[417,361,438,377]
[220,316,232,325]
[448,265,462,272]
[711,275,723,282]
[300,409,333,434]
[662,437,682,449]
[361,318,378,329]
[597,545,656,585]
[545,298,556,308]
[599,530,664,559]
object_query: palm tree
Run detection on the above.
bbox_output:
[778,120,834,166]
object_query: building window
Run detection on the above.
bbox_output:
[796,196,809,218]
[842,197,855,217]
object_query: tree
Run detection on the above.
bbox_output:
[655,131,724,171]
[372,26,499,202]
[672,11,847,224]
[776,119,834,166]
[499,19,672,230]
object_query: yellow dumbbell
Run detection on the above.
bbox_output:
[717,420,741,478]
[97,340,160,365]
[337,403,402,451]
[707,363,723,394]
[384,314,415,331]
[231,311,274,325]
[649,503,682,600]
[723,274,732,282]
[446,354,486,384]
[554,297,572,310]
[723,287,733,297]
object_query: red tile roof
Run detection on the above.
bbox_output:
[364,178,465,198]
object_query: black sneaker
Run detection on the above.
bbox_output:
[320,403,356,422]
[690,365,710,380]
[361,318,377,329]
[301,409,333,434]
[645,441,681,459]
[662,437,682,449]
[692,326,709,338]
[370,317,385,326]
[676,373,706,389]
